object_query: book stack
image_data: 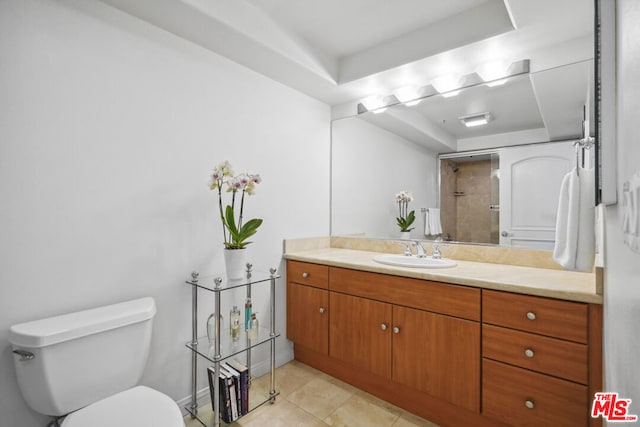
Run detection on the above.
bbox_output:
[207,360,250,423]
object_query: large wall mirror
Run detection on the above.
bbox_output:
[331,1,596,250]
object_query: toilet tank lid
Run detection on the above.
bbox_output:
[9,297,156,348]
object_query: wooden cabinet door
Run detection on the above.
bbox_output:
[286,282,328,355]
[329,292,392,379]
[392,305,480,412]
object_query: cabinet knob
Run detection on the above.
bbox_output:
[319,307,325,314]
[524,348,535,358]
[380,323,388,331]
[524,400,535,409]
[526,311,536,321]
[393,326,400,334]
[302,272,309,278]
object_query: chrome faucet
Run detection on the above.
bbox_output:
[396,241,413,256]
[413,241,427,258]
[432,244,448,259]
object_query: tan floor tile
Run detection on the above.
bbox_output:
[236,399,329,427]
[286,376,354,419]
[181,361,439,427]
[392,411,440,427]
[272,360,324,397]
[323,394,400,427]
[320,374,361,396]
[352,389,404,418]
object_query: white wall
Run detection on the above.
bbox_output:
[331,116,439,239]
[0,0,329,425]
[603,0,640,415]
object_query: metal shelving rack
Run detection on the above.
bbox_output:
[185,265,280,427]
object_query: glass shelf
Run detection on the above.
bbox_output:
[186,267,279,427]
[185,383,279,427]
[186,270,280,293]
[186,327,280,363]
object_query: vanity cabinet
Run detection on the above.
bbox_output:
[328,291,481,411]
[482,289,600,427]
[329,267,481,412]
[329,292,392,378]
[285,260,602,427]
[286,261,329,355]
[391,304,480,411]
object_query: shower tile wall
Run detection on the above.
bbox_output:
[456,160,492,243]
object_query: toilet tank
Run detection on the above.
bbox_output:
[9,297,156,417]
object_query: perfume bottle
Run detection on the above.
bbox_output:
[206,313,224,344]
[230,306,241,341]
[245,297,252,331]
[248,313,259,340]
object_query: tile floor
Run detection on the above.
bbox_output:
[184,360,440,427]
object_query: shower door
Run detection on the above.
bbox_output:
[499,141,574,249]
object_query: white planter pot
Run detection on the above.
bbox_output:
[224,248,247,280]
[399,231,411,240]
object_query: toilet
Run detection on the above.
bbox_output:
[9,297,185,427]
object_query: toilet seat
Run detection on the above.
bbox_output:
[61,386,184,427]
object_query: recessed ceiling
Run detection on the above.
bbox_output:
[244,0,493,59]
[100,0,593,106]
[98,0,595,150]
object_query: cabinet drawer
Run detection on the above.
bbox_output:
[330,267,480,321]
[482,324,588,384]
[482,290,588,343]
[483,359,588,427]
[287,260,329,289]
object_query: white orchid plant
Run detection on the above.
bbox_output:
[210,161,263,249]
[395,190,415,232]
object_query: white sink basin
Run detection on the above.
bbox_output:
[373,254,457,269]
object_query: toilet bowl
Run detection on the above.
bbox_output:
[61,386,184,427]
[9,297,184,427]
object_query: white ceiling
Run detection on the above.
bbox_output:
[99,0,595,150]
[244,0,493,59]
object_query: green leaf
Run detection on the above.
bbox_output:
[396,210,416,232]
[223,204,263,248]
[224,205,238,235]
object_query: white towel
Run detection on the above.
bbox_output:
[622,172,640,253]
[553,167,595,271]
[424,208,443,236]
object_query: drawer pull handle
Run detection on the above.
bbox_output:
[525,400,535,409]
[319,307,325,314]
[393,326,400,334]
[302,272,309,278]
[381,323,388,331]
[524,348,535,358]
[526,311,536,321]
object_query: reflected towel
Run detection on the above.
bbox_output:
[622,172,640,253]
[553,167,595,271]
[424,208,443,235]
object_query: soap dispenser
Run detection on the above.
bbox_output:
[245,297,252,331]
[230,306,241,341]
[248,313,259,340]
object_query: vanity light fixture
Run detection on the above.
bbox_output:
[360,94,389,114]
[393,86,423,106]
[431,74,462,98]
[356,60,529,115]
[476,60,511,87]
[459,112,492,127]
